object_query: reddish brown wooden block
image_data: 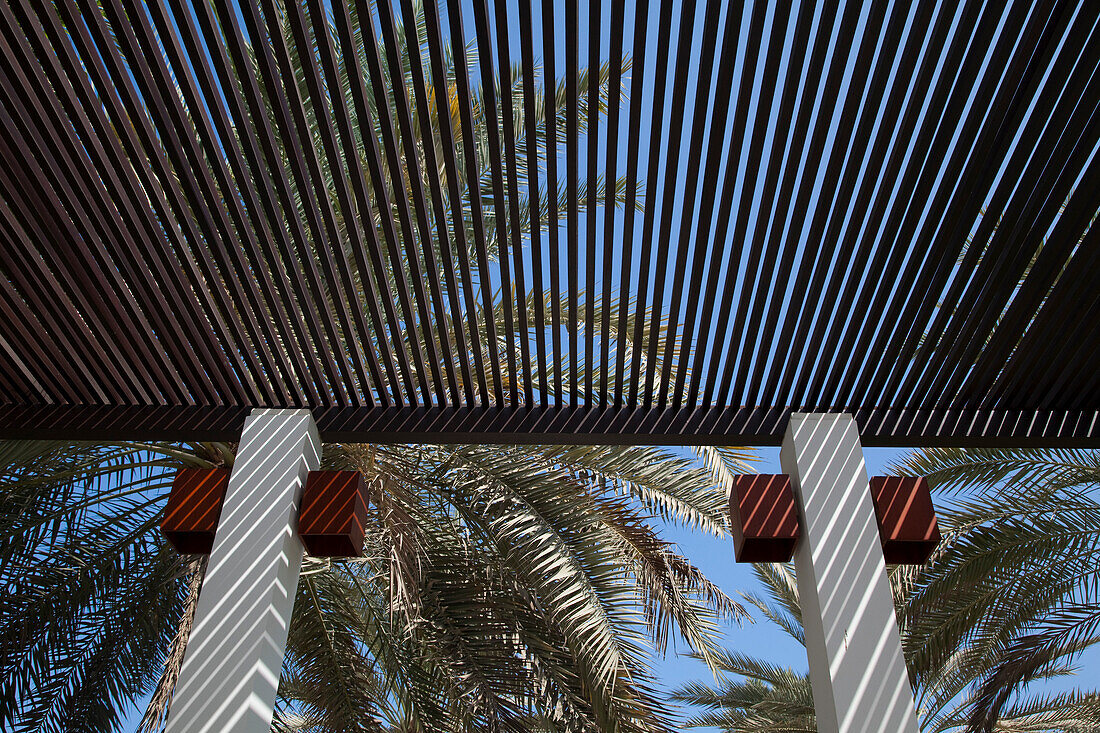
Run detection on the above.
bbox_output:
[730,474,800,562]
[161,468,230,554]
[298,470,369,557]
[869,476,941,564]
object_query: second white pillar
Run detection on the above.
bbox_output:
[781,412,920,733]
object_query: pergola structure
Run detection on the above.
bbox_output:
[1,0,1097,731]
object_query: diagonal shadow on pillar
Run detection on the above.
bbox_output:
[165,409,321,733]
[781,412,921,733]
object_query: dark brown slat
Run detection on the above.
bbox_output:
[0,50,210,407]
[0,372,25,406]
[0,0,1094,446]
[542,0,565,406]
[586,0,602,405]
[0,304,39,402]
[1044,292,1100,410]
[202,0,365,405]
[295,1,429,406]
[971,154,1100,407]
[493,0,535,407]
[990,225,1100,408]
[0,225,100,403]
[614,0,649,408]
[603,0,626,406]
[931,122,1098,411]
[444,0,506,405]
[0,30,196,405]
[897,5,1087,409]
[645,0,704,408]
[1005,240,1100,410]
[566,0,580,406]
[2,404,1096,448]
[384,0,478,405]
[228,0,390,404]
[471,0,519,406]
[415,0,493,405]
[611,1,642,405]
[0,141,129,403]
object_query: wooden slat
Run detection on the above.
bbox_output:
[0,0,1093,445]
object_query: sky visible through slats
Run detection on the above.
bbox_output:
[481,0,1085,408]
[23,0,1083,726]
[1,0,1096,444]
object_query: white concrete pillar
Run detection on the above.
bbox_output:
[166,408,320,733]
[780,412,920,733]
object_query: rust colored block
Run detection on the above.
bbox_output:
[869,476,941,564]
[730,474,800,562]
[298,470,369,557]
[161,467,230,554]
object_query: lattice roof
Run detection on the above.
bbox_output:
[0,0,1097,444]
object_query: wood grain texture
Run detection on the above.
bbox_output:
[729,474,800,563]
[298,470,369,557]
[161,467,230,554]
[869,476,941,564]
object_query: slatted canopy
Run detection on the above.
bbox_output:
[0,0,1097,445]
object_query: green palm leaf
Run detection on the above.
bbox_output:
[675,448,1100,733]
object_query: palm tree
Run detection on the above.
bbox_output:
[1,440,749,732]
[672,448,1100,733]
[0,2,745,732]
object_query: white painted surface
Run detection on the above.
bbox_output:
[781,412,919,733]
[166,409,320,733]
